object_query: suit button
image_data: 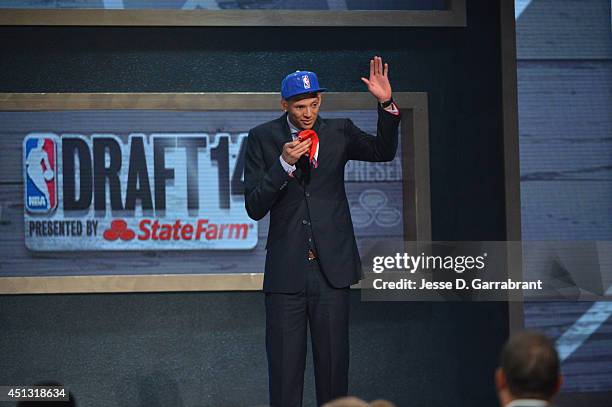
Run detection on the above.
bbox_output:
[305,192,310,197]
[308,238,312,242]
[302,219,308,225]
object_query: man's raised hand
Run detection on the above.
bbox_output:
[361,56,393,103]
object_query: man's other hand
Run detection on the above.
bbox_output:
[282,138,312,165]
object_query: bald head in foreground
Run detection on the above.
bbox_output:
[322,397,395,407]
[496,331,563,407]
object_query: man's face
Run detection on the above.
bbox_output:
[282,93,321,130]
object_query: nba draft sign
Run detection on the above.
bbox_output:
[23,132,256,251]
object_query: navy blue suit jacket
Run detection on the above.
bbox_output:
[244,104,401,293]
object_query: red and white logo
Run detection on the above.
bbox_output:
[302,75,311,89]
[103,218,251,242]
[103,219,135,241]
[24,135,58,214]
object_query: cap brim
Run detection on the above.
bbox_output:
[284,88,327,100]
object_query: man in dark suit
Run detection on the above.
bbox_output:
[495,331,563,407]
[243,56,401,407]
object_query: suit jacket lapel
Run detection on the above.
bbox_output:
[312,115,325,167]
[273,113,293,153]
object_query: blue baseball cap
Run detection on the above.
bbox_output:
[281,70,327,100]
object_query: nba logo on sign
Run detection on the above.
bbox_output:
[24,134,58,213]
[302,75,311,89]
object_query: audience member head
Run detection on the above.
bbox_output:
[322,396,395,407]
[496,331,562,406]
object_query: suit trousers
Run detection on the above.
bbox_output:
[265,258,350,407]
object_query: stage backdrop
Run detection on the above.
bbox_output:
[0,1,510,406]
[2,109,403,275]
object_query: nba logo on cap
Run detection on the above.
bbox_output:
[24,133,58,214]
[281,70,326,100]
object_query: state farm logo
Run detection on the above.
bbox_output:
[103,219,135,241]
[103,218,251,242]
[351,189,402,228]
